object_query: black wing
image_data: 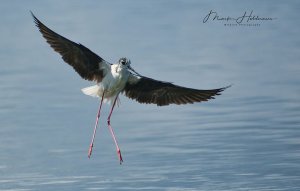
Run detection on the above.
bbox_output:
[31,12,110,82]
[124,74,229,106]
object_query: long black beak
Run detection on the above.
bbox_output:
[128,65,142,77]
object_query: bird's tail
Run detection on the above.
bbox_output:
[81,85,120,105]
[81,85,100,97]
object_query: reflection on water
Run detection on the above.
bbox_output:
[1,1,300,191]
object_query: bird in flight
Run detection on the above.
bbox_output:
[31,12,230,164]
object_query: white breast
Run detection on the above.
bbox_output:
[81,64,130,104]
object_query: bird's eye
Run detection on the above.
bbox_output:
[121,60,126,65]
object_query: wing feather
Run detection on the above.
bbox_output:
[124,74,229,106]
[31,12,110,82]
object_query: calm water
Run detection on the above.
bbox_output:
[1,1,300,190]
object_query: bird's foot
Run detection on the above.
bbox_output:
[88,144,93,158]
[117,149,123,165]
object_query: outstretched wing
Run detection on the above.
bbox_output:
[124,74,229,106]
[31,12,110,82]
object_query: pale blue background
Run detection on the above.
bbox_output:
[0,0,300,190]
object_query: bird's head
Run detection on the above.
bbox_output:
[118,57,142,77]
[118,57,131,68]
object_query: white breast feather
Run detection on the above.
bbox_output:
[81,64,130,105]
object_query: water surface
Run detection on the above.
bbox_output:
[0,1,300,190]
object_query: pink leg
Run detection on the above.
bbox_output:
[107,95,123,164]
[88,91,105,158]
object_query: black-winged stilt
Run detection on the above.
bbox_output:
[31,12,230,164]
